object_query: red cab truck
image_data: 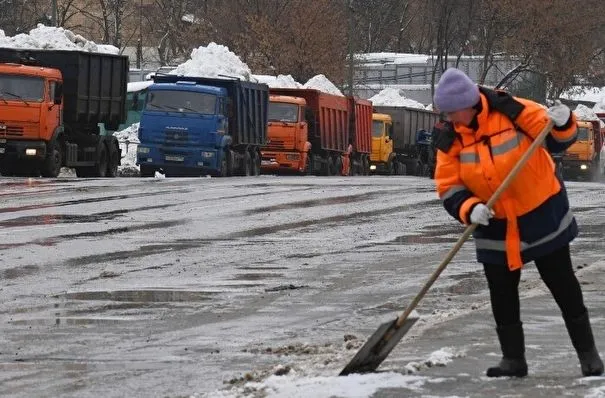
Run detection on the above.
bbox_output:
[261,88,351,176]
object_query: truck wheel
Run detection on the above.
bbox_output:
[140,165,155,177]
[397,162,407,175]
[363,156,370,175]
[219,156,228,177]
[334,156,343,176]
[107,151,119,177]
[304,154,314,175]
[41,143,62,178]
[252,151,261,176]
[95,145,108,177]
[242,151,252,176]
[325,157,334,176]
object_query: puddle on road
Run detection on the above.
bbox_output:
[232,200,443,239]
[232,273,283,281]
[0,188,191,214]
[243,190,396,215]
[58,289,216,303]
[0,264,39,279]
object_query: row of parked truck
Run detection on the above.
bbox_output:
[134,77,441,178]
[0,47,440,179]
[0,47,601,180]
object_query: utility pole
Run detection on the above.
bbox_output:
[51,0,58,26]
[346,0,355,96]
[137,0,143,69]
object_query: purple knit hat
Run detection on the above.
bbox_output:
[433,68,480,113]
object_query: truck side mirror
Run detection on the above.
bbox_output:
[54,83,63,105]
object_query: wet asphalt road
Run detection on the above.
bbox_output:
[0,175,604,397]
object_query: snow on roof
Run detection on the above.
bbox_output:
[252,74,302,88]
[369,87,427,109]
[303,74,343,96]
[169,42,252,81]
[574,104,605,127]
[127,81,153,92]
[355,52,431,65]
[0,24,119,54]
[561,86,605,103]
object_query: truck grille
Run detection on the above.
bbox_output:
[164,129,188,143]
[0,125,24,137]
[264,140,286,150]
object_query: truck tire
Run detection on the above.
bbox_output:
[325,156,335,176]
[219,156,228,177]
[397,162,407,175]
[242,151,252,176]
[41,142,62,178]
[363,156,370,175]
[140,165,155,177]
[95,145,108,177]
[107,142,120,177]
[303,154,314,175]
[334,156,343,176]
[252,151,261,176]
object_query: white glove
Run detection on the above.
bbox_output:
[470,203,494,226]
[547,100,571,127]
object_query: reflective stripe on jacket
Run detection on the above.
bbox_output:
[435,93,578,269]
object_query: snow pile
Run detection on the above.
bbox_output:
[404,347,465,374]
[369,88,427,109]
[574,104,605,127]
[253,74,303,88]
[594,96,605,113]
[303,74,343,96]
[170,42,252,80]
[217,372,427,398]
[114,123,140,176]
[0,24,119,54]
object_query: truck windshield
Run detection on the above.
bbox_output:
[372,121,384,137]
[577,127,589,141]
[145,90,216,114]
[0,75,44,102]
[268,102,298,122]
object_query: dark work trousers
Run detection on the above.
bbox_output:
[482,244,587,326]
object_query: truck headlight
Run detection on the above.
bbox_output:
[202,151,214,158]
[580,164,588,170]
[370,165,377,170]
[137,147,150,154]
[25,148,37,156]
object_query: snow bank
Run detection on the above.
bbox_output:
[303,74,343,96]
[369,88,427,109]
[594,96,605,113]
[574,104,605,128]
[0,24,118,54]
[215,372,427,398]
[170,42,252,80]
[253,74,302,88]
[114,123,140,176]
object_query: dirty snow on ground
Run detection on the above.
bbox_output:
[252,74,303,88]
[114,123,139,175]
[303,74,344,96]
[206,372,427,398]
[170,42,253,80]
[369,87,427,109]
[0,24,118,53]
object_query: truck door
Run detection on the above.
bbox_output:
[47,81,61,139]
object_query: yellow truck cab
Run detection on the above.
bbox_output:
[370,113,394,173]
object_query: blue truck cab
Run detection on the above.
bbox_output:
[136,75,268,177]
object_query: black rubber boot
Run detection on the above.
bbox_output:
[486,322,528,377]
[565,312,604,376]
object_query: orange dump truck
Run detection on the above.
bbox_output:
[558,119,602,180]
[0,48,127,177]
[261,88,353,175]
